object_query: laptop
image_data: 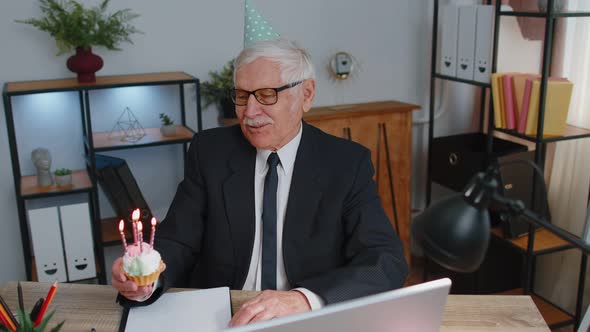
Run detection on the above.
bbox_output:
[226,278,451,332]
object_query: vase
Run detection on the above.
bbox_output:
[66,47,104,83]
[160,124,177,137]
[55,174,72,187]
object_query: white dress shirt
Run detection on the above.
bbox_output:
[143,123,324,309]
[241,122,325,310]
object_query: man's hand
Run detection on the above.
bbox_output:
[111,257,166,301]
[228,290,311,327]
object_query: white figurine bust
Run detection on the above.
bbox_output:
[31,147,53,187]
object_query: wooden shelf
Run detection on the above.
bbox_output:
[101,217,133,246]
[491,227,574,255]
[20,169,93,198]
[494,124,590,143]
[5,72,195,95]
[92,126,194,151]
[495,288,574,328]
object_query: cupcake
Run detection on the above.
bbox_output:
[122,242,163,286]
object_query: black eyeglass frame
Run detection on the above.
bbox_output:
[230,80,303,106]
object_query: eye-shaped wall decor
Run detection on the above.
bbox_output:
[329,52,355,80]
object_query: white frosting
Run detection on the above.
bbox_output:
[123,242,161,276]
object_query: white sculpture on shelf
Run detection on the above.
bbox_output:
[109,107,146,142]
[31,147,53,187]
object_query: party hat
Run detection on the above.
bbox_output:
[244,0,280,48]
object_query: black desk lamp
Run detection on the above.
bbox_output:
[412,161,590,273]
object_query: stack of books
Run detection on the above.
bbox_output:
[491,72,573,137]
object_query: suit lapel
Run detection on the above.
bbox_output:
[223,140,256,288]
[283,123,323,282]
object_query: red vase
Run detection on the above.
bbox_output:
[66,47,104,83]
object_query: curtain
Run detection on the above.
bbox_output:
[534,0,590,315]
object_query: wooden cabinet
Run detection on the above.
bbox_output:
[304,100,419,264]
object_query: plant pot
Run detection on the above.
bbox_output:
[66,47,104,83]
[55,174,72,187]
[160,124,177,137]
[220,97,236,119]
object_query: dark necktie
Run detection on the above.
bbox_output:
[261,152,279,290]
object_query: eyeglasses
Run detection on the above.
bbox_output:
[230,81,303,106]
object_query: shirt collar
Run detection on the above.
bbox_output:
[256,122,303,175]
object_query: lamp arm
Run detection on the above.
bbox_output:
[491,192,590,255]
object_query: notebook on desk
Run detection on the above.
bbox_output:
[120,287,231,332]
[227,278,451,332]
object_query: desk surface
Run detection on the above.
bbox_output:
[0,282,549,331]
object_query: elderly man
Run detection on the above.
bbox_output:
[112,38,408,326]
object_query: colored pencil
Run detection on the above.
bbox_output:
[0,304,16,332]
[17,282,24,312]
[0,295,17,331]
[34,281,58,327]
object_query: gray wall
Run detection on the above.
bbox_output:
[0,1,479,284]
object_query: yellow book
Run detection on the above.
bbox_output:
[491,73,505,128]
[525,79,573,137]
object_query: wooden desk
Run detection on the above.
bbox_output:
[0,282,549,331]
[224,100,420,264]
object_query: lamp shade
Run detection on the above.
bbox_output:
[412,194,490,273]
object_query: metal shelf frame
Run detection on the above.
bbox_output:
[425,0,589,329]
[2,72,201,284]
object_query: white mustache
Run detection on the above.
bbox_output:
[243,117,274,127]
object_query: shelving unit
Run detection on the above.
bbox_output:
[426,0,589,329]
[3,71,201,284]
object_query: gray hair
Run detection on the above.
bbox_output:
[234,38,316,85]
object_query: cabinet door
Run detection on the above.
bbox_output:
[60,203,97,281]
[28,207,68,282]
[306,112,412,265]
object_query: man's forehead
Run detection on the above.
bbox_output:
[236,59,283,88]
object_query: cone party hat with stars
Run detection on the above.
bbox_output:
[244,0,281,48]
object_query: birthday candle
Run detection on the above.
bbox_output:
[118,220,128,252]
[131,220,137,245]
[132,209,140,245]
[138,221,143,253]
[150,217,157,247]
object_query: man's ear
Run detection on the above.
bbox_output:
[301,79,316,113]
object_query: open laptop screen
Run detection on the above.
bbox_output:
[226,278,451,332]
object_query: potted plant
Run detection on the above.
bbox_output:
[159,113,176,137]
[54,168,72,187]
[201,60,236,118]
[15,309,64,332]
[16,0,141,83]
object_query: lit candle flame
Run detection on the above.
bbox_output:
[151,217,157,226]
[132,208,140,221]
[118,219,127,252]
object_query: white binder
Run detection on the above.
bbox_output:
[60,203,97,281]
[474,5,494,83]
[457,6,477,81]
[440,5,459,77]
[28,207,68,282]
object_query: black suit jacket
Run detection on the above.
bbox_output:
[119,122,408,307]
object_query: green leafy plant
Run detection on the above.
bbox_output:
[54,168,72,176]
[159,113,174,126]
[16,0,141,55]
[201,60,234,109]
[14,309,64,332]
